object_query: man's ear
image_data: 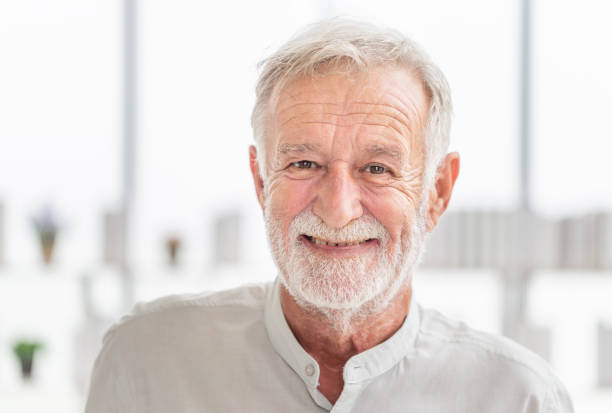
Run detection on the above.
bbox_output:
[249,145,266,210]
[426,152,460,232]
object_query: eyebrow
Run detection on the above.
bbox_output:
[364,144,403,161]
[278,143,320,155]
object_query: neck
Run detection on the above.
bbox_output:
[280,284,412,404]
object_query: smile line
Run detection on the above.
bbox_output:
[302,234,375,247]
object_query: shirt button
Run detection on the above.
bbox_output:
[305,364,315,376]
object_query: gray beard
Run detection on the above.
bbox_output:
[264,206,428,332]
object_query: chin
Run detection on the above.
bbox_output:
[279,268,411,334]
[266,206,428,326]
[290,238,425,326]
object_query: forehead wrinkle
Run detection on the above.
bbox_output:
[357,121,404,138]
[275,101,341,130]
[351,101,413,127]
[345,109,409,126]
[365,94,428,159]
[295,120,406,141]
[332,111,411,137]
[271,71,429,168]
[379,90,429,134]
[282,111,410,138]
[278,110,315,129]
[348,97,426,148]
[276,101,341,118]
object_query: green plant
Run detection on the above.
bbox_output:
[13,340,44,379]
[13,341,43,360]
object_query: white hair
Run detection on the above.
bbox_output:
[251,17,453,189]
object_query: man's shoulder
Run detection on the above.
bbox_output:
[86,281,279,412]
[415,305,570,409]
[418,305,544,367]
[130,281,272,316]
[103,281,274,345]
[417,305,552,375]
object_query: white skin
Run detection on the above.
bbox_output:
[249,65,460,404]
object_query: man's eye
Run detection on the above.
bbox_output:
[365,164,387,174]
[291,160,318,169]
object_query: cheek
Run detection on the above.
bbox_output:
[267,178,317,240]
[361,187,419,247]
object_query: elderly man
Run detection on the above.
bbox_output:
[86,19,573,412]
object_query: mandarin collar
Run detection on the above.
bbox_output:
[264,277,421,389]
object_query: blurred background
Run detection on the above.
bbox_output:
[1,0,611,411]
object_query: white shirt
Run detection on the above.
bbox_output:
[85,278,573,412]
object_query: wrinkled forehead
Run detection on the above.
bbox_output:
[265,66,431,160]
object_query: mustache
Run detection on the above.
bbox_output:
[289,210,388,243]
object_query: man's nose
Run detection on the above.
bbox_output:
[312,163,363,228]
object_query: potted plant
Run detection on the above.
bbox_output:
[166,236,182,266]
[32,207,60,265]
[13,340,44,380]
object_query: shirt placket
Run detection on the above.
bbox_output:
[329,381,368,413]
[328,358,372,412]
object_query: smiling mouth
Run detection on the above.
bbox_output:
[302,235,376,247]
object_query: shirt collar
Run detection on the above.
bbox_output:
[264,277,421,388]
[264,278,321,389]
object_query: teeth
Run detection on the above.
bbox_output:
[308,236,370,247]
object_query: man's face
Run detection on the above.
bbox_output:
[258,66,431,314]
